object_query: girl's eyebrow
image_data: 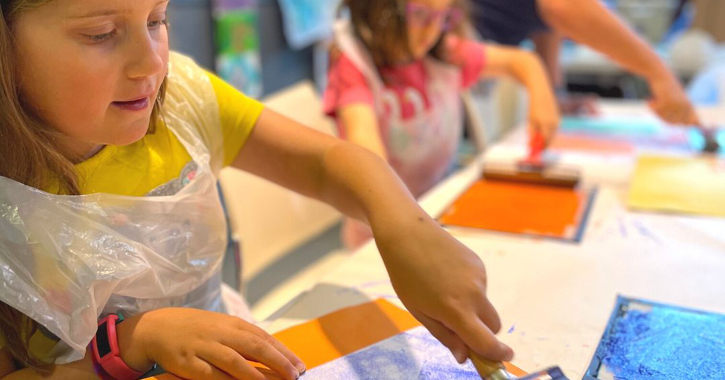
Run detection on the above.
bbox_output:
[67,0,169,19]
[67,9,120,19]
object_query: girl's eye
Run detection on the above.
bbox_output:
[85,30,117,43]
[148,18,168,30]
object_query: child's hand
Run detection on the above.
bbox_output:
[373,216,514,364]
[528,83,561,146]
[648,75,700,126]
[120,308,305,380]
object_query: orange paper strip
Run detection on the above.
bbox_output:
[272,298,421,369]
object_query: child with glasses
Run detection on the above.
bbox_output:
[325,0,560,249]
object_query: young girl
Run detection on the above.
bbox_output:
[325,0,561,249]
[0,0,513,379]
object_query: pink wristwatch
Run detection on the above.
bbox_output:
[91,313,145,380]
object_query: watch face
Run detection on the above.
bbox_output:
[96,321,112,358]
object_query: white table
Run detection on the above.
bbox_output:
[265,102,725,379]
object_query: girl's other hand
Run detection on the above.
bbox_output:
[120,308,305,380]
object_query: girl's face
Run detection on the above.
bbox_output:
[13,0,169,157]
[405,0,460,60]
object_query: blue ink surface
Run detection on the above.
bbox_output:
[303,326,480,379]
[587,297,725,380]
[561,117,661,136]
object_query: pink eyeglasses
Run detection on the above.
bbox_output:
[405,2,464,31]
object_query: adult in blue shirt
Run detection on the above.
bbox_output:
[470,0,699,125]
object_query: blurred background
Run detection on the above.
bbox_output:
[167,0,725,321]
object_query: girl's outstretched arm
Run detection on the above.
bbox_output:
[231,109,514,363]
[536,0,699,125]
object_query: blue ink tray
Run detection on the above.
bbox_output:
[583,295,725,380]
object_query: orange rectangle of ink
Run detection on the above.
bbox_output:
[439,180,596,242]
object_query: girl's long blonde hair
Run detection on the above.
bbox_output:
[0,0,167,370]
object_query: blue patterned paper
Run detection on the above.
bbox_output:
[585,296,725,380]
[303,326,481,379]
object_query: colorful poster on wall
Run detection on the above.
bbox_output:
[213,0,263,98]
[277,0,341,50]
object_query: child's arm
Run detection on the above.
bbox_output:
[339,103,388,160]
[0,350,98,380]
[0,349,15,378]
[531,31,563,90]
[481,44,561,144]
[232,109,514,363]
[1,308,304,380]
[536,0,699,125]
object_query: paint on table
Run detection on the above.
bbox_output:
[584,296,725,380]
[549,134,635,155]
[561,116,662,137]
[627,155,725,217]
[439,180,597,242]
[560,116,699,151]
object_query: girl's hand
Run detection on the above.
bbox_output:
[119,308,305,380]
[528,82,561,146]
[372,216,514,364]
[648,75,700,126]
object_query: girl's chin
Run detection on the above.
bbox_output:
[111,124,152,147]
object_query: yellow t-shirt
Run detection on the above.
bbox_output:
[0,70,264,362]
[68,71,263,196]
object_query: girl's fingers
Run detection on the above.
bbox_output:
[199,345,272,380]
[448,311,514,362]
[241,321,307,374]
[222,330,299,380]
[410,310,469,364]
[477,297,502,334]
[178,357,243,380]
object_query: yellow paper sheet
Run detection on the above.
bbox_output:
[627,155,725,217]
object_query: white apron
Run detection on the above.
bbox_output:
[0,53,230,363]
[334,20,464,197]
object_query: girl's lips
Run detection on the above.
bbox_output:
[112,97,150,111]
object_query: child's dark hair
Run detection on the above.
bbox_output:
[343,0,470,67]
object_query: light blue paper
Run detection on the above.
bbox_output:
[561,117,663,136]
[278,0,340,50]
[303,326,479,379]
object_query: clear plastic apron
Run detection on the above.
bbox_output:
[0,53,228,363]
[334,20,464,197]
